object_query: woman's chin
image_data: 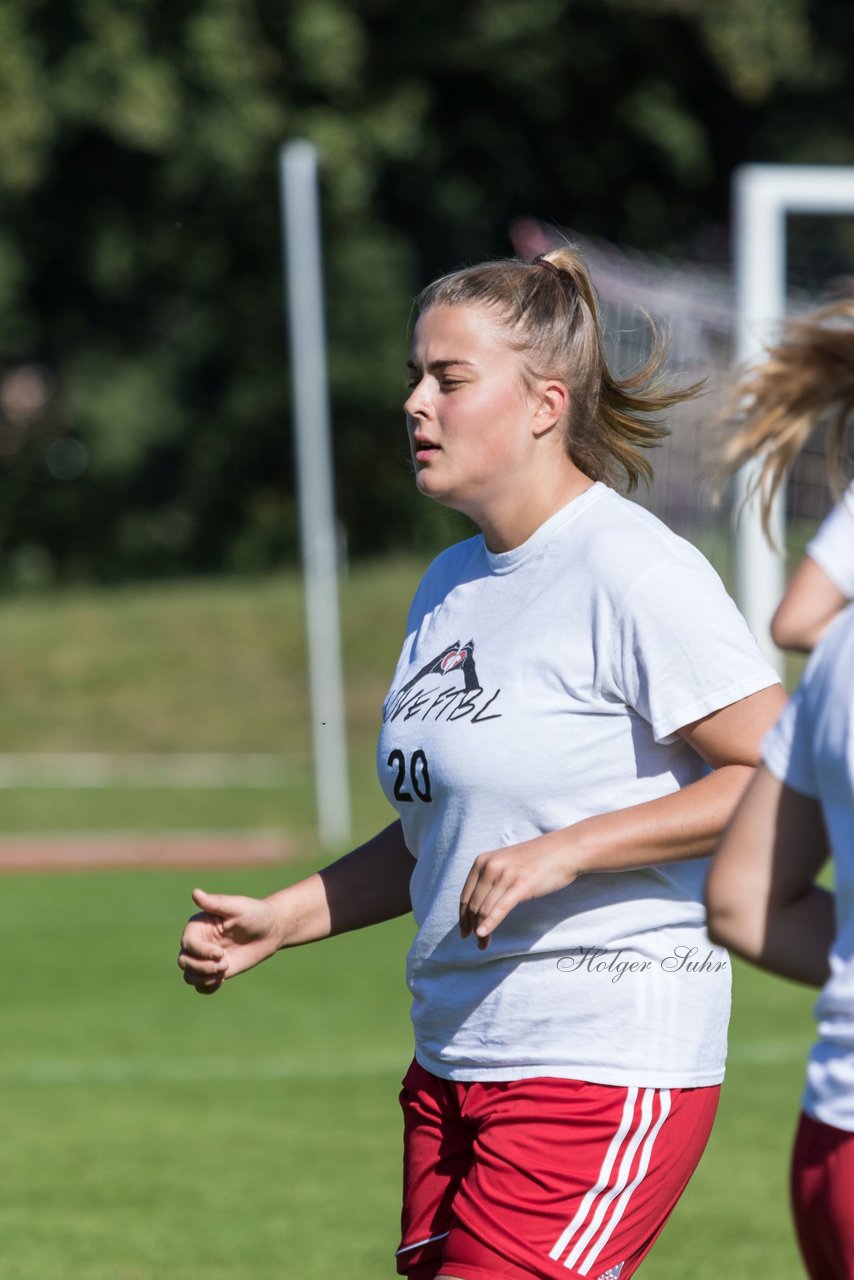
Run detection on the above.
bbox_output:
[416,476,476,522]
[414,469,447,500]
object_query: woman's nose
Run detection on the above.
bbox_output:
[404,379,431,419]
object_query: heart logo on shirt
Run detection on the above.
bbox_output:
[440,648,468,673]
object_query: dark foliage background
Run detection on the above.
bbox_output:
[0,0,851,583]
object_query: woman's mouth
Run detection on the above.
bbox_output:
[413,437,440,462]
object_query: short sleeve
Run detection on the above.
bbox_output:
[762,690,818,799]
[807,482,854,598]
[615,555,780,743]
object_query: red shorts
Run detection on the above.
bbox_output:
[791,1110,854,1280]
[397,1059,719,1280]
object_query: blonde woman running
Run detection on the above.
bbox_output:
[180,248,782,1280]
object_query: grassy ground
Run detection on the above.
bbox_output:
[0,866,412,1280]
[0,561,424,845]
[0,865,816,1280]
[0,553,823,1277]
[0,560,430,753]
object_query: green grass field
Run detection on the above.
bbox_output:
[0,865,816,1279]
[0,562,424,844]
[0,557,823,1277]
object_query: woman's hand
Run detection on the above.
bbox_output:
[177,824,415,993]
[178,888,283,995]
[459,831,578,950]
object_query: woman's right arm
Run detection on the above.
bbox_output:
[178,820,414,995]
[773,488,854,652]
[770,554,848,653]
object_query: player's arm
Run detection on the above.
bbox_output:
[459,683,787,948]
[179,820,414,994]
[705,765,833,986]
[566,680,788,868]
[771,554,848,653]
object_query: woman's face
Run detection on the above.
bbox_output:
[404,304,546,518]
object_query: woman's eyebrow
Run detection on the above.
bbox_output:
[406,358,476,372]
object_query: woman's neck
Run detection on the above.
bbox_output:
[476,468,596,553]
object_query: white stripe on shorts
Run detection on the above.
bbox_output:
[548,1086,671,1274]
[395,1230,450,1257]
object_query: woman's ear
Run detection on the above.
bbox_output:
[532,381,569,438]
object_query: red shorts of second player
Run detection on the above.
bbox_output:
[791,1110,854,1280]
[396,1059,719,1280]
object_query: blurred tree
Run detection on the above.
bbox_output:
[0,0,849,583]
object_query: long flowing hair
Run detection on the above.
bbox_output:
[718,289,854,537]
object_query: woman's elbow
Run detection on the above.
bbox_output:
[705,899,738,950]
[770,557,847,653]
[704,865,755,951]
[770,608,812,653]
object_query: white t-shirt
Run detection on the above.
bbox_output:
[763,606,854,1132]
[378,483,779,1088]
[807,480,854,598]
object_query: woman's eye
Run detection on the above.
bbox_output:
[404,375,463,392]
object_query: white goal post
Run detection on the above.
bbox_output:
[733,164,854,673]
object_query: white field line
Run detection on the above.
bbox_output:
[0,753,295,788]
[0,1040,809,1087]
[0,1051,407,1086]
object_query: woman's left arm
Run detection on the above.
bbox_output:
[459,682,787,949]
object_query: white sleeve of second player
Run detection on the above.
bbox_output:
[807,480,854,598]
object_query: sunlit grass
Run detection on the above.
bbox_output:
[0,561,422,843]
[0,866,814,1279]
